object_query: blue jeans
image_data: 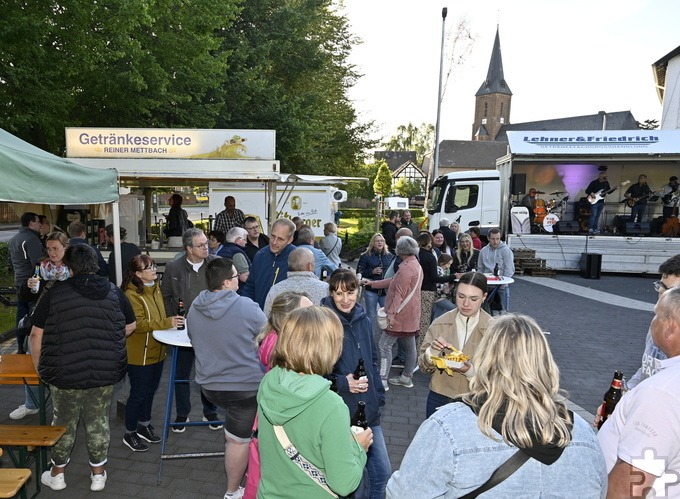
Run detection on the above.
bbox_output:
[426,390,456,418]
[589,202,604,231]
[15,298,31,353]
[125,361,165,432]
[365,425,391,499]
[631,203,646,223]
[175,347,217,418]
[498,285,510,312]
[363,290,385,338]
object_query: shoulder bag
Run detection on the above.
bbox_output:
[377,266,422,330]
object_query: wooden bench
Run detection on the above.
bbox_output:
[0,425,66,498]
[0,469,31,498]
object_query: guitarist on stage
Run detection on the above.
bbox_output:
[585,166,611,234]
[659,175,679,221]
[624,174,652,223]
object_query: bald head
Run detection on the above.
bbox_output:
[288,247,315,272]
[396,227,413,240]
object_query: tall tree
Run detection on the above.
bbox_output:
[382,122,435,165]
[216,0,375,175]
[373,160,392,197]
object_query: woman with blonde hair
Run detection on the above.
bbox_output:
[357,233,394,336]
[257,306,373,498]
[256,291,313,370]
[388,314,607,497]
[452,233,480,277]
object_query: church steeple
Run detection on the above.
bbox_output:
[472,26,512,141]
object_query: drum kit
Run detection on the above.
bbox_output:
[533,190,570,233]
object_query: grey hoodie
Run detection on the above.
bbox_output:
[187,288,266,391]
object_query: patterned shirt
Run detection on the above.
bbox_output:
[213,208,245,233]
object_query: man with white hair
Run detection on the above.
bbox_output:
[263,247,329,315]
[438,218,456,249]
[216,227,251,287]
[296,227,337,278]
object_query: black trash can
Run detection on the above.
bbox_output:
[580,253,602,279]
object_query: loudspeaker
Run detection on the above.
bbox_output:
[580,253,602,279]
[554,220,580,234]
[511,173,526,196]
[625,222,651,235]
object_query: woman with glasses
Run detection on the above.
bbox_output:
[121,255,184,452]
[357,234,394,338]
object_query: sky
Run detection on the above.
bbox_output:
[341,0,680,146]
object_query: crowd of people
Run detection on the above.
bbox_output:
[7,202,679,498]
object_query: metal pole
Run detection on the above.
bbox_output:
[432,7,447,183]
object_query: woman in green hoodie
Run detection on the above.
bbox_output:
[257,306,373,498]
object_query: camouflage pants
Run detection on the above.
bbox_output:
[49,384,113,467]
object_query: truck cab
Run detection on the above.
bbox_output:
[427,170,501,234]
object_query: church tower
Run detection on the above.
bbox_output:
[472,27,512,141]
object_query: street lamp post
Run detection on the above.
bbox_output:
[432,7,447,184]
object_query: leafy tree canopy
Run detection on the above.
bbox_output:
[373,160,392,197]
[394,178,423,199]
[381,122,434,165]
[0,0,375,175]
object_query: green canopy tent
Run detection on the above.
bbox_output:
[0,128,118,204]
[0,127,125,282]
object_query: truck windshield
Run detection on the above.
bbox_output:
[427,181,445,214]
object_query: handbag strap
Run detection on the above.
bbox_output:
[458,449,530,499]
[396,266,422,313]
[272,425,338,498]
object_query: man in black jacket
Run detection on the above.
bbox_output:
[30,245,136,492]
[382,211,400,252]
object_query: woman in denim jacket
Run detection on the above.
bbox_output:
[357,234,394,337]
[387,314,607,498]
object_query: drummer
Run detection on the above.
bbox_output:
[520,188,539,225]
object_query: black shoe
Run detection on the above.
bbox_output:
[202,414,223,431]
[137,423,161,443]
[391,357,405,368]
[171,415,189,433]
[123,432,149,452]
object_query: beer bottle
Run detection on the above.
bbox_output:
[353,358,367,382]
[597,370,623,429]
[30,265,41,294]
[351,401,368,431]
[177,300,185,330]
[493,263,500,277]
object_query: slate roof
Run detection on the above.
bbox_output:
[435,140,509,170]
[374,151,417,171]
[494,111,639,141]
[475,27,512,97]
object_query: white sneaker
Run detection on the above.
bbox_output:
[10,404,39,420]
[381,379,389,391]
[90,471,107,492]
[41,470,66,491]
[224,486,245,499]
[388,374,414,388]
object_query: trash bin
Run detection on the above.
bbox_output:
[580,253,602,279]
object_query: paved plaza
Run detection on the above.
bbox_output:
[0,269,658,497]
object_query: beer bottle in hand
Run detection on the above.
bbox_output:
[596,370,623,429]
[177,300,185,330]
[353,358,367,382]
[351,401,368,432]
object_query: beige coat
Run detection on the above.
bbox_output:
[418,308,492,399]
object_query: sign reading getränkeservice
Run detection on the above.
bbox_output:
[66,128,276,159]
[507,130,680,155]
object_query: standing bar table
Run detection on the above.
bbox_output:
[152,327,225,483]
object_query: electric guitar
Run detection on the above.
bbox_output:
[587,180,630,205]
[625,192,652,208]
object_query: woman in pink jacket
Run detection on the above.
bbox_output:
[364,236,422,390]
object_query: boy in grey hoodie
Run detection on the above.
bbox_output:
[477,228,515,313]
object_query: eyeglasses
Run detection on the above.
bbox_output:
[193,242,209,249]
[654,280,669,293]
[228,274,239,280]
[245,225,260,231]
[143,265,157,271]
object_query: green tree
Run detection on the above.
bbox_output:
[373,161,392,197]
[346,162,379,199]
[216,0,376,175]
[394,178,423,199]
[382,122,435,164]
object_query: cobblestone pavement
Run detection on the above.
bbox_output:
[0,271,658,497]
